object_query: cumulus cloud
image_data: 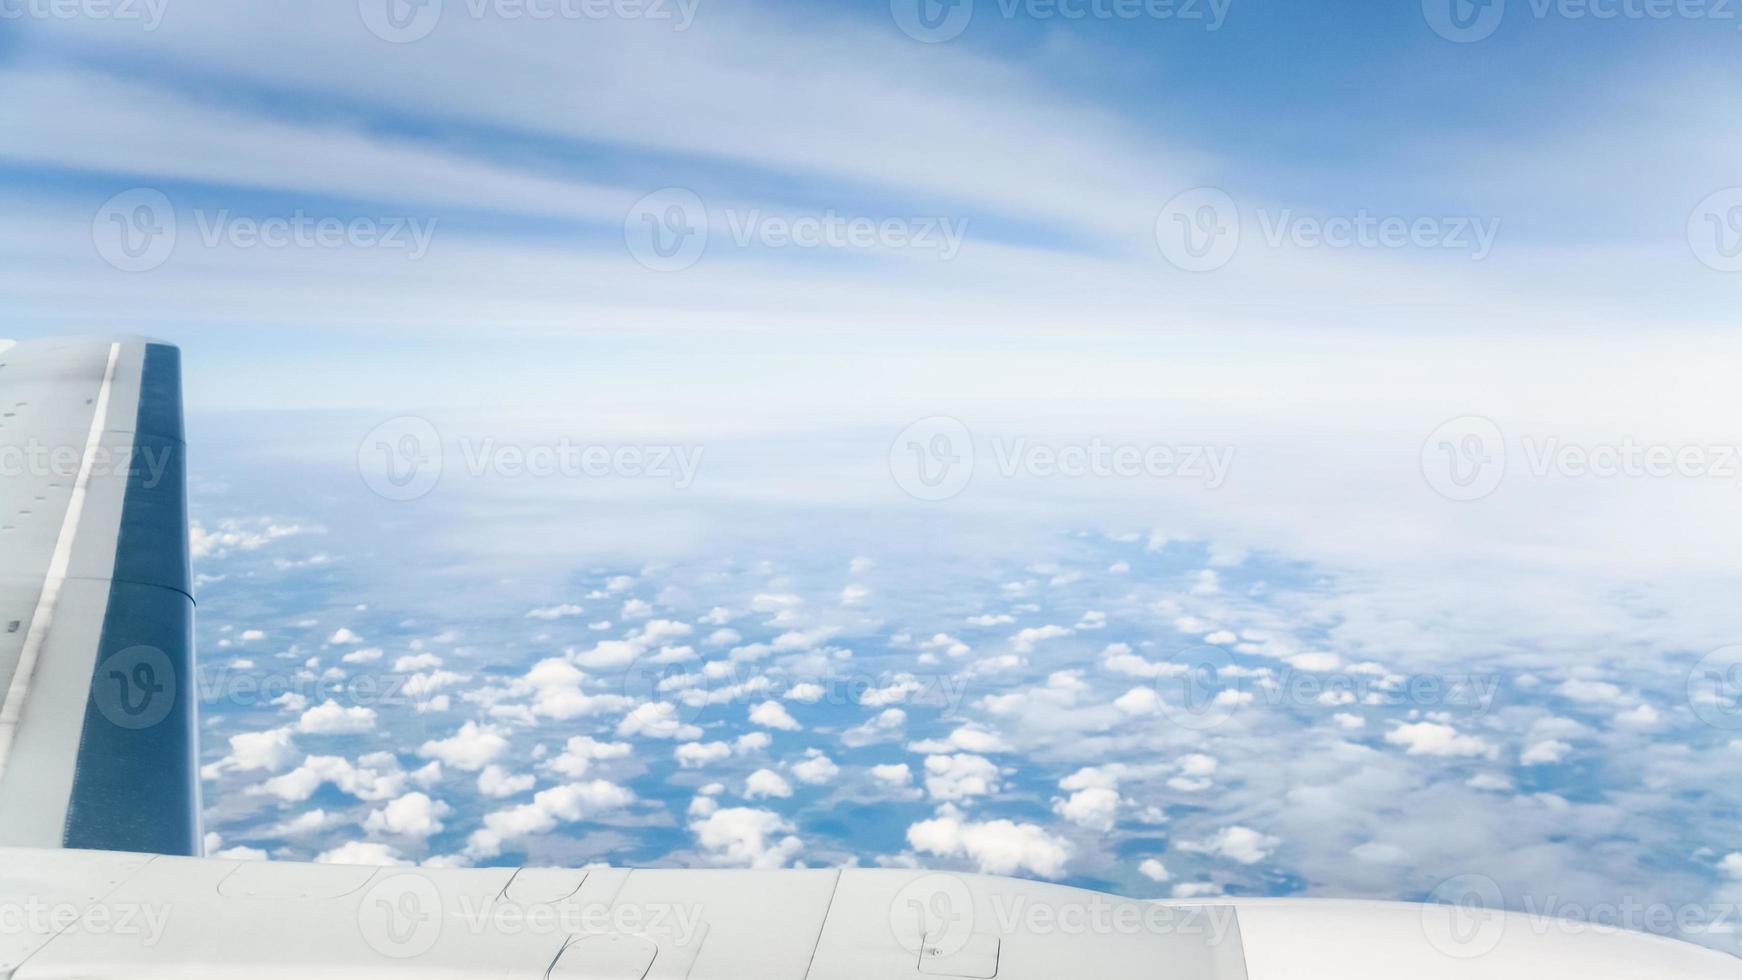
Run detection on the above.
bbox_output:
[465,781,636,860]
[923,754,1001,801]
[749,700,801,731]
[675,741,733,769]
[364,792,451,839]
[617,702,703,740]
[419,722,509,771]
[297,700,377,735]
[545,736,633,778]
[1183,826,1280,865]
[477,765,535,798]
[907,806,1072,878]
[690,807,804,869]
[316,841,407,866]
[1383,722,1497,759]
[790,750,840,785]
[745,769,793,799]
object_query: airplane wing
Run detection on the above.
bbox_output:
[0,336,198,857]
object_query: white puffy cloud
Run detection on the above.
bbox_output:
[257,754,406,802]
[690,807,803,869]
[675,741,733,769]
[1521,739,1573,765]
[1053,786,1120,832]
[785,683,826,703]
[1183,826,1280,865]
[419,722,509,771]
[745,769,793,799]
[477,765,535,798]
[1113,687,1162,716]
[790,750,840,785]
[363,792,451,839]
[1383,722,1496,759]
[212,727,298,774]
[1011,625,1072,653]
[907,806,1072,878]
[297,700,377,735]
[526,603,584,620]
[1557,678,1626,703]
[316,841,407,866]
[617,702,703,740]
[923,754,1001,801]
[545,736,633,778]
[749,700,801,731]
[871,764,913,787]
[465,781,636,860]
[1139,859,1171,883]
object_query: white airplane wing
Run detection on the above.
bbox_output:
[0,336,198,857]
[0,336,1735,980]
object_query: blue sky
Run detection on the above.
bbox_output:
[5,0,1742,957]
